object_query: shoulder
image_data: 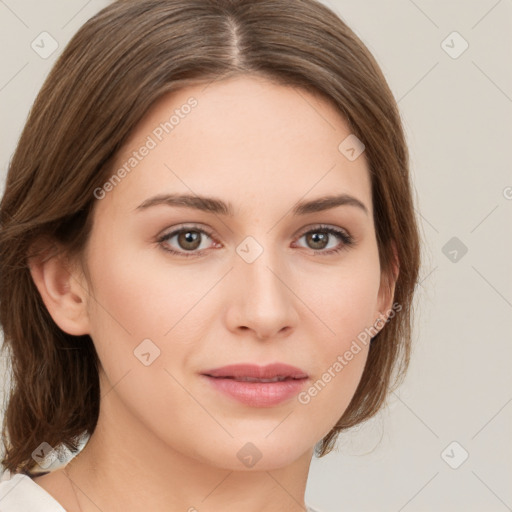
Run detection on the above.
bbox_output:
[0,469,66,511]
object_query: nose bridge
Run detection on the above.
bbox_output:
[230,232,298,337]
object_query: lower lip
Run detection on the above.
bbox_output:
[202,375,308,407]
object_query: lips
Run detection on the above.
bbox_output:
[201,363,309,407]
[201,363,308,381]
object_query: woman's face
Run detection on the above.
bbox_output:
[76,75,391,470]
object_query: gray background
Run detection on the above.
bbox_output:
[1,1,511,511]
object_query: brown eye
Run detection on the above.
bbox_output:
[176,230,202,251]
[295,225,354,255]
[305,232,329,250]
[158,226,217,257]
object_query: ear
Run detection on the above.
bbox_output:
[374,241,400,328]
[27,239,91,336]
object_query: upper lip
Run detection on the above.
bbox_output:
[201,363,308,379]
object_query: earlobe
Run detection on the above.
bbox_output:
[27,242,90,336]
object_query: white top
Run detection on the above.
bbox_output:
[0,471,66,511]
[0,470,321,511]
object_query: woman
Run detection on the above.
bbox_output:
[0,0,420,510]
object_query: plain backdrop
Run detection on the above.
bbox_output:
[1,1,511,511]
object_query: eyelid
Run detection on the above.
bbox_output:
[158,223,215,240]
[294,223,351,239]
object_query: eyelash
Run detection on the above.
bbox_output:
[157,224,354,258]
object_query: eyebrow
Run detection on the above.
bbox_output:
[134,193,368,216]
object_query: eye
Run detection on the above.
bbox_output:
[157,225,218,258]
[294,225,354,255]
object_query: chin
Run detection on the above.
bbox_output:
[196,433,315,472]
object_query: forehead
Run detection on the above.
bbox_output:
[96,75,372,220]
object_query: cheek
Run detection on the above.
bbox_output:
[300,251,381,351]
[83,242,211,425]
[85,236,216,341]
[293,256,380,428]
[83,235,230,408]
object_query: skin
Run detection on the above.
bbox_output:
[29,75,396,512]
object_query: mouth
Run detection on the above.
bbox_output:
[200,363,309,407]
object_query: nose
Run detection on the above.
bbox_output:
[224,242,299,341]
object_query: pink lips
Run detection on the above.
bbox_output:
[201,363,309,407]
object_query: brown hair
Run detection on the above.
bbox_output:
[0,0,420,475]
